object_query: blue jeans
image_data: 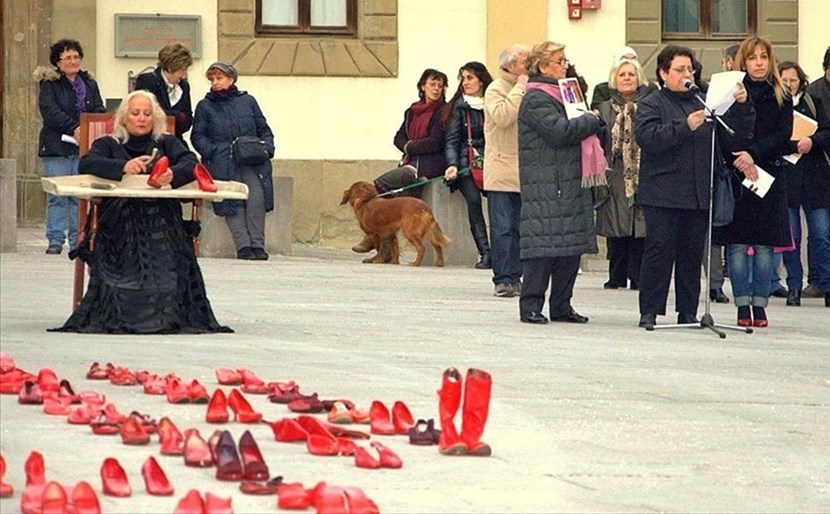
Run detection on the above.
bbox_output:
[727,244,774,307]
[783,203,830,292]
[42,156,79,248]
[487,191,522,285]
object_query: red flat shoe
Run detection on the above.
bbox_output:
[227,389,263,423]
[239,368,265,388]
[354,446,380,469]
[0,368,33,395]
[269,418,309,442]
[307,434,340,456]
[67,405,94,424]
[147,156,169,189]
[143,375,167,395]
[206,389,229,423]
[238,430,269,480]
[173,489,204,514]
[141,456,174,496]
[40,481,68,514]
[90,412,121,435]
[166,378,191,404]
[277,482,314,510]
[295,415,336,439]
[240,476,283,495]
[70,480,101,514]
[371,441,403,468]
[36,368,60,393]
[58,379,80,404]
[18,380,43,404]
[214,431,243,481]
[42,395,72,415]
[78,390,106,408]
[100,458,131,497]
[189,380,210,404]
[108,367,137,386]
[327,401,355,424]
[215,367,242,385]
[183,430,214,467]
[25,451,46,487]
[120,416,150,445]
[102,403,127,424]
[128,411,158,434]
[288,393,325,413]
[267,384,305,404]
[193,162,218,192]
[369,400,396,435]
[85,362,112,380]
[0,454,13,497]
[336,437,357,456]
[205,492,233,514]
[392,400,415,434]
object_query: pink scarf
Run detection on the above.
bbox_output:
[527,81,607,187]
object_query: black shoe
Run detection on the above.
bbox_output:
[771,287,788,298]
[786,289,800,306]
[638,313,656,330]
[709,288,730,303]
[521,312,549,324]
[474,253,491,270]
[550,310,589,323]
[603,281,624,289]
[237,247,256,260]
[252,248,269,261]
[45,244,62,255]
[677,313,699,324]
[825,293,830,308]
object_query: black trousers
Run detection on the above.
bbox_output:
[638,206,708,316]
[607,236,645,288]
[520,255,581,319]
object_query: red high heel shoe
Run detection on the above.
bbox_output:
[188,380,210,404]
[173,489,204,514]
[183,430,214,467]
[369,400,396,435]
[238,430,269,480]
[102,403,127,424]
[370,441,403,468]
[25,451,45,487]
[227,389,263,423]
[205,492,234,514]
[306,434,340,456]
[89,412,121,436]
[158,417,184,455]
[141,456,174,496]
[147,156,169,189]
[120,416,150,445]
[166,377,191,404]
[392,400,415,434]
[269,418,310,442]
[108,367,137,386]
[40,481,68,514]
[85,362,113,380]
[214,431,243,481]
[0,454,13,497]
[193,163,218,193]
[36,368,60,393]
[207,430,223,463]
[70,481,101,514]
[353,446,380,469]
[206,389,229,423]
[100,458,131,497]
[42,395,72,415]
[215,367,242,385]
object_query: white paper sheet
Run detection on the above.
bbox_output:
[741,165,775,198]
[61,134,79,146]
[706,71,746,115]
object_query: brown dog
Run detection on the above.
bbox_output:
[340,181,450,266]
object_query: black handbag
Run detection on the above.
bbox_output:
[712,153,736,227]
[231,136,270,166]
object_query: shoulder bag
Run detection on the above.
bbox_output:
[231,136,270,166]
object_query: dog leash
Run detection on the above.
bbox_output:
[376,168,472,198]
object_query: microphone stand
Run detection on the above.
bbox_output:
[650,86,752,339]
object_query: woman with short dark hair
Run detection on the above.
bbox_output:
[134,43,194,147]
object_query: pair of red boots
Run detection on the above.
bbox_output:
[147,156,217,192]
[437,367,492,456]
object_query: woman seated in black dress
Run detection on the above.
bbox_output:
[53,90,232,334]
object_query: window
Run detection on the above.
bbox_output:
[663,0,756,39]
[256,0,357,37]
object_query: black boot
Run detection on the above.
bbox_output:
[786,289,801,306]
[470,223,491,269]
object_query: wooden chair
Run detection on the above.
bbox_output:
[73,113,200,310]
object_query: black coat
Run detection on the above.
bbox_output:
[518,76,603,259]
[35,67,106,157]
[634,87,753,211]
[714,78,793,247]
[134,68,193,145]
[191,89,275,217]
[785,94,830,209]
[444,98,484,169]
[393,103,446,179]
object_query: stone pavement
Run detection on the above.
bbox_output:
[1,228,828,513]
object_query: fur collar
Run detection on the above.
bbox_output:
[32,66,95,83]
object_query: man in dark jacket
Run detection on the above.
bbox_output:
[634,45,752,329]
[34,38,106,255]
[134,43,194,148]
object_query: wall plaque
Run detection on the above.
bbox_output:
[115,14,202,58]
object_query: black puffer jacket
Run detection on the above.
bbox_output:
[393,102,446,179]
[34,66,106,157]
[517,76,603,259]
[134,68,193,145]
[444,98,484,169]
[191,88,275,217]
[785,93,830,209]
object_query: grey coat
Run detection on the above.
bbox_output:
[518,76,603,260]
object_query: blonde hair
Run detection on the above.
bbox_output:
[608,59,648,89]
[110,90,169,142]
[526,41,565,77]
[735,36,786,107]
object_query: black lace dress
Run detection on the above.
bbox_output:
[51,134,233,334]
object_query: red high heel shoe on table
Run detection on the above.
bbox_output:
[0,454,13,497]
[141,456,174,496]
[214,431,243,481]
[227,389,263,423]
[100,458,131,497]
[147,156,169,189]
[238,430,269,480]
[193,163,218,193]
[206,389,229,423]
[70,481,101,514]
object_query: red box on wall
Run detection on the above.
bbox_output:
[582,0,601,8]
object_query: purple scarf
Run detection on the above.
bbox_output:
[71,75,86,113]
[526,81,607,188]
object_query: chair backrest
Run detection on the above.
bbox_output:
[78,113,176,157]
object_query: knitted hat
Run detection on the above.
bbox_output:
[612,46,638,66]
[206,61,238,82]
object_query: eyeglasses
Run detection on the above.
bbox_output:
[553,59,570,67]
[670,66,694,74]
[60,55,82,62]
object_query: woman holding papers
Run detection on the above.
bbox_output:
[778,61,830,308]
[713,37,793,327]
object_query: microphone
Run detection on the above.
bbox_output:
[683,79,700,92]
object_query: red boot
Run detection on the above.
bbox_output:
[437,367,466,455]
[460,368,492,456]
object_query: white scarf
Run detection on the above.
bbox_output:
[162,72,182,107]
[463,94,484,110]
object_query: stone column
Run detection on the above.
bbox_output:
[0,159,18,252]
